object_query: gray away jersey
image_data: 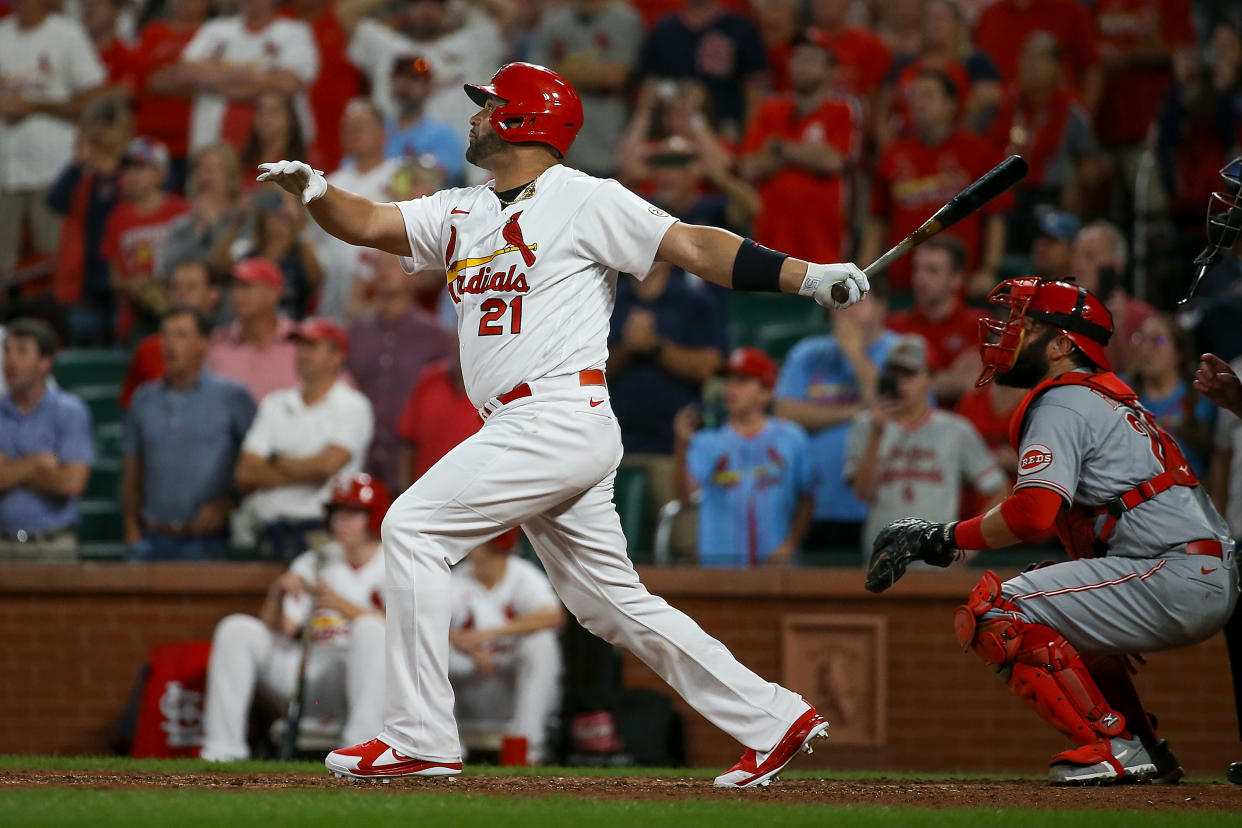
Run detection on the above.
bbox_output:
[1015,380,1231,557]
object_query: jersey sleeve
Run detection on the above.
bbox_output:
[327,392,374,462]
[240,394,278,457]
[64,21,107,92]
[1013,400,1087,503]
[277,21,319,85]
[685,430,717,487]
[572,180,677,279]
[392,191,449,274]
[774,343,813,401]
[180,20,222,62]
[513,563,559,614]
[842,412,872,482]
[957,416,1005,494]
[346,19,401,81]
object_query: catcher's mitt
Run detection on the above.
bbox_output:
[865,518,959,593]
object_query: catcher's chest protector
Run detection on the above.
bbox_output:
[1009,371,1200,557]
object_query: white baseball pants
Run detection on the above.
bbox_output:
[378,375,807,762]
[200,613,385,760]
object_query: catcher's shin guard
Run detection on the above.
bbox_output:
[954,571,1127,745]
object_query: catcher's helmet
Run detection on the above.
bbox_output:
[977,277,1113,386]
[327,473,391,537]
[464,62,583,156]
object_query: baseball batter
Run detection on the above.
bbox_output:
[257,61,869,788]
[866,277,1239,784]
[201,474,391,761]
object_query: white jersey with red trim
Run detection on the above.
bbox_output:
[393,164,678,408]
[450,556,560,653]
[282,542,386,647]
[1015,382,1231,557]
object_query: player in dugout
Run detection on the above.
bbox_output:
[866,277,1237,785]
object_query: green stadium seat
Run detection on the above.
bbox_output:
[96,422,125,461]
[801,546,864,568]
[724,292,818,348]
[85,458,123,500]
[53,349,130,390]
[755,320,826,361]
[76,384,124,429]
[614,465,650,561]
[79,542,128,561]
[77,498,125,544]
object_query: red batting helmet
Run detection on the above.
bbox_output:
[464,63,584,156]
[327,473,392,537]
[977,277,1113,387]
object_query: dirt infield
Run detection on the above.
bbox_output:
[3,769,1241,811]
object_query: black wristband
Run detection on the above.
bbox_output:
[732,239,788,293]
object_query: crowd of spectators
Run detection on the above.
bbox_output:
[3,0,1242,571]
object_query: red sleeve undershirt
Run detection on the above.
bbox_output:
[953,486,1063,550]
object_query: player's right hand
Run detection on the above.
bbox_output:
[802,262,869,310]
[256,159,327,204]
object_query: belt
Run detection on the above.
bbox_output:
[1186,539,1224,559]
[484,369,607,418]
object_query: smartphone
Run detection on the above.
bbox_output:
[877,371,899,399]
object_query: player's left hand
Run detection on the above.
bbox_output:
[865,518,960,593]
[802,262,869,310]
[1194,353,1242,418]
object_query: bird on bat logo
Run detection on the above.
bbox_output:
[503,212,538,266]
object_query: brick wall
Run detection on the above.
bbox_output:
[0,564,1236,777]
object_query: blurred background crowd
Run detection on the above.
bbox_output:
[3,0,1242,573]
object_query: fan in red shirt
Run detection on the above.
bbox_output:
[396,353,482,491]
[973,0,1101,108]
[120,260,222,407]
[862,70,1009,295]
[1093,0,1196,148]
[102,139,190,342]
[282,0,365,172]
[886,237,985,407]
[82,0,138,89]
[131,0,210,190]
[809,0,891,97]
[953,381,1026,517]
[739,28,859,266]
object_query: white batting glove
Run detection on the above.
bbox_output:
[255,159,327,204]
[798,262,870,309]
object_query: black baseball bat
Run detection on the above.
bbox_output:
[829,155,1029,304]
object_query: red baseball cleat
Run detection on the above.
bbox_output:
[713,707,829,788]
[325,738,463,780]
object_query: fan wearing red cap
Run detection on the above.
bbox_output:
[865,277,1237,786]
[671,348,814,568]
[448,528,564,764]
[201,472,391,763]
[258,60,864,786]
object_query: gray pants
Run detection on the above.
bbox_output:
[0,530,78,562]
[1000,548,1239,655]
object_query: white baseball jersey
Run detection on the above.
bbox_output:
[450,556,559,651]
[181,16,319,152]
[393,164,678,408]
[283,542,387,647]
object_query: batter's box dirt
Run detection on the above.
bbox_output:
[2,769,1240,811]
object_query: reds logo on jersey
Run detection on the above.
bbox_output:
[1019,444,1054,475]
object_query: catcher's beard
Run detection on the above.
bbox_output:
[995,328,1056,388]
[466,129,508,168]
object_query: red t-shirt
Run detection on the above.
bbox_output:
[886,302,986,372]
[740,95,859,264]
[132,21,198,159]
[821,27,891,96]
[766,39,791,93]
[954,383,1020,517]
[888,56,972,136]
[396,361,482,482]
[870,128,1010,291]
[121,333,165,408]
[101,195,190,279]
[1093,0,1195,145]
[986,86,1077,189]
[974,0,1099,88]
[99,37,139,88]
[280,5,361,172]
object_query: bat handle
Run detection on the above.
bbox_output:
[829,282,850,304]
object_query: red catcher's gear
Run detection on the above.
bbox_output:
[977,278,1114,386]
[954,571,1128,746]
[464,62,584,156]
[328,473,392,537]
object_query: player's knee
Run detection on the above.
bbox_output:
[953,571,1026,666]
[212,613,263,648]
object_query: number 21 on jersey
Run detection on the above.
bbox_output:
[479,297,523,336]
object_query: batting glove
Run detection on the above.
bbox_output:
[799,262,870,309]
[256,159,327,205]
[865,518,960,593]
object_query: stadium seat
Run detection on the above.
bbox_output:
[77,499,125,544]
[724,292,817,349]
[95,423,125,461]
[85,458,123,500]
[76,385,124,429]
[614,465,650,562]
[78,542,128,562]
[801,547,864,568]
[53,350,130,390]
[755,320,827,361]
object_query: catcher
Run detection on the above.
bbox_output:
[866,277,1239,784]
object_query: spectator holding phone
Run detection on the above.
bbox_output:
[1068,221,1154,376]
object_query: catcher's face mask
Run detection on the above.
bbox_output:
[1184,157,1242,303]
[977,279,1037,387]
